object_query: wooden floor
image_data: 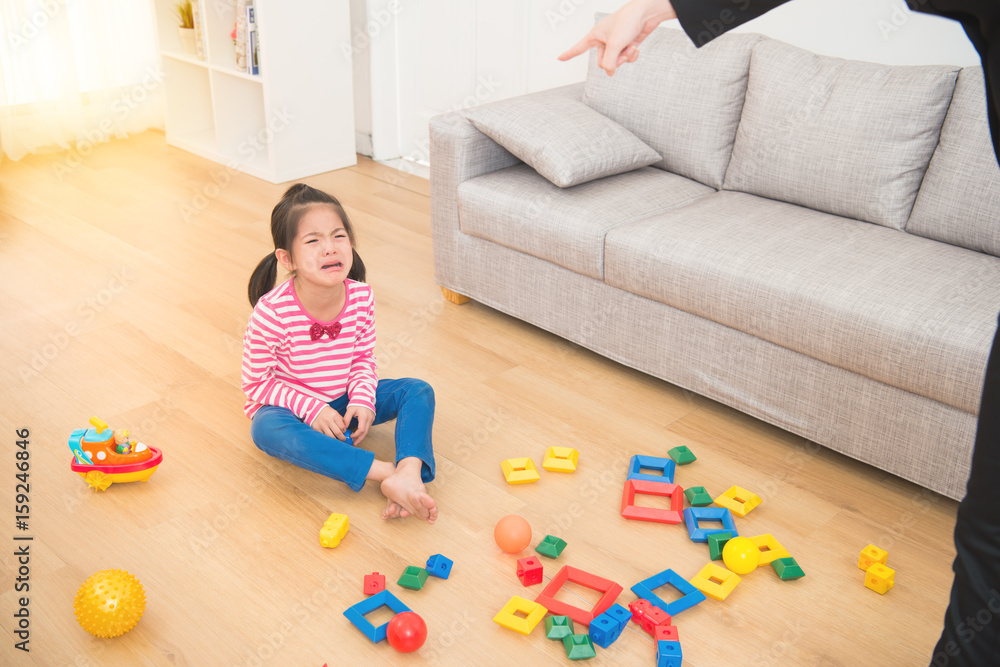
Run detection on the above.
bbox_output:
[0,131,960,666]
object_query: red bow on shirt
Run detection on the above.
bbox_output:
[309,322,342,341]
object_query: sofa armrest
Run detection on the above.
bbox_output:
[429,83,585,290]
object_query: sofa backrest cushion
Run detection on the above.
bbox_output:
[582,27,761,190]
[722,39,959,230]
[906,67,1000,257]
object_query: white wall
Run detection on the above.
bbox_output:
[354,0,982,164]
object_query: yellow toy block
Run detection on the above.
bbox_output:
[493,596,548,634]
[865,563,895,594]
[714,485,762,517]
[542,447,579,473]
[690,562,741,601]
[858,544,888,570]
[501,457,541,484]
[319,513,349,548]
[748,534,790,566]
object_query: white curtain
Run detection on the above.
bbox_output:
[0,0,163,162]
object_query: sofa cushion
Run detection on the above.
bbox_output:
[582,27,761,189]
[457,163,712,280]
[604,191,999,415]
[464,95,661,188]
[723,39,959,230]
[906,67,1000,257]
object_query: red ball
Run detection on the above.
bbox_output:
[386,611,427,653]
[494,515,532,554]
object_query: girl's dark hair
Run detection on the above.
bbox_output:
[247,183,366,306]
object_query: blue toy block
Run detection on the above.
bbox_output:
[632,568,707,617]
[343,590,411,643]
[426,553,454,579]
[603,603,631,631]
[627,454,676,484]
[588,612,622,648]
[656,639,683,667]
[683,506,738,543]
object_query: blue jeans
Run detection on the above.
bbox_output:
[250,378,435,492]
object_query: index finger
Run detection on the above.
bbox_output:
[558,34,601,61]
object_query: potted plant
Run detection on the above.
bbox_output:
[176,1,196,54]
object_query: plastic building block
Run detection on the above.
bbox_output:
[707,531,734,560]
[859,544,889,570]
[639,606,672,636]
[865,563,895,594]
[319,513,349,548]
[627,454,676,483]
[714,485,762,518]
[343,590,411,643]
[588,612,623,648]
[748,534,791,566]
[690,562,741,601]
[493,595,548,634]
[621,479,685,524]
[397,566,429,590]
[501,457,540,484]
[632,568,707,617]
[655,624,679,642]
[425,554,453,579]
[535,565,624,626]
[684,485,714,507]
[536,535,568,559]
[563,634,597,660]
[542,446,579,472]
[363,572,385,595]
[516,556,544,586]
[683,506,738,542]
[656,639,683,667]
[772,557,805,580]
[545,615,575,640]
[667,445,697,465]
[604,603,631,630]
[629,598,652,624]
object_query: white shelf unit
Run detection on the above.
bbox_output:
[151,0,356,183]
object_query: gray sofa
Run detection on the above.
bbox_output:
[429,27,1000,501]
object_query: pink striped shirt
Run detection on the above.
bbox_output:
[242,278,378,425]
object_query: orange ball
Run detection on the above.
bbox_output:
[494,515,532,554]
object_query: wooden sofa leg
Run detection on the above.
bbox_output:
[441,287,470,305]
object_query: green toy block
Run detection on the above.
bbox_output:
[397,566,429,590]
[772,557,805,580]
[707,531,734,561]
[684,485,713,506]
[563,634,597,660]
[536,535,568,559]
[668,445,697,465]
[545,615,575,640]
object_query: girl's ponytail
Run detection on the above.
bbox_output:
[349,248,366,283]
[248,252,278,306]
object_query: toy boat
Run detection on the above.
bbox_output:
[69,417,163,491]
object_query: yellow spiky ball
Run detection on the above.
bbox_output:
[73,569,145,638]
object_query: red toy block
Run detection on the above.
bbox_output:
[640,606,672,636]
[363,572,386,596]
[535,566,623,627]
[629,598,652,624]
[655,624,679,642]
[620,479,684,524]
[516,556,543,586]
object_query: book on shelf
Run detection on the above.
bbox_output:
[192,0,205,60]
[234,0,247,71]
[246,3,259,75]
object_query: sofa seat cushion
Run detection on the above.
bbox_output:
[604,191,999,414]
[907,67,1000,257]
[457,163,712,280]
[723,39,959,231]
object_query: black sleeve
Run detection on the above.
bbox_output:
[670,0,792,46]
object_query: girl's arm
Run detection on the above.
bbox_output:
[346,286,378,415]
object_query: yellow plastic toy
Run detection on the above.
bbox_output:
[74,569,146,638]
[542,447,579,472]
[501,457,541,484]
[722,536,761,574]
[68,417,163,491]
[858,544,889,570]
[690,562,741,601]
[493,596,548,634]
[319,513,349,548]
[748,534,791,566]
[714,485,762,518]
[865,563,896,594]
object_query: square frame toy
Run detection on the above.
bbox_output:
[621,479,684,524]
[690,562,741,601]
[683,506,738,542]
[343,590,411,642]
[535,565,624,626]
[542,446,579,472]
[501,457,540,484]
[493,595,548,634]
[627,454,676,483]
[631,568,707,616]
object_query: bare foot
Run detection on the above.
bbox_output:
[380,459,438,524]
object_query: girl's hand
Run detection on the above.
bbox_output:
[343,405,375,445]
[558,0,677,76]
[311,406,347,440]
